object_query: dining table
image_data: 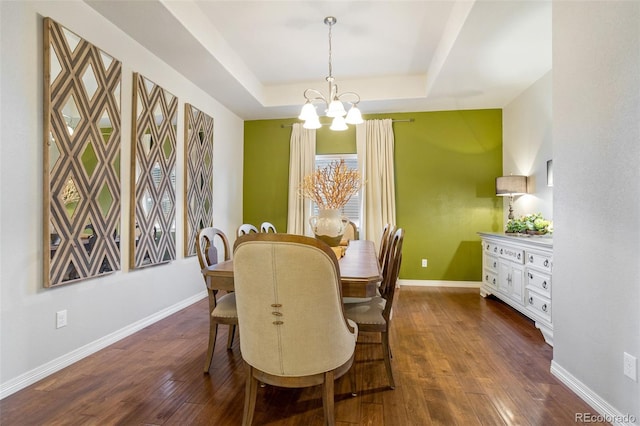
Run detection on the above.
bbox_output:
[202,239,382,298]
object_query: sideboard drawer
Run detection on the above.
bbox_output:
[484,253,498,273]
[498,245,524,264]
[484,242,500,255]
[483,270,498,290]
[527,270,551,297]
[526,290,551,322]
[526,251,552,272]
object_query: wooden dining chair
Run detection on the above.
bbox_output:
[196,227,238,373]
[237,223,258,237]
[233,233,358,426]
[344,228,404,389]
[378,224,396,275]
[340,221,358,246]
[259,221,276,233]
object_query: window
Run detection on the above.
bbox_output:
[314,154,361,227]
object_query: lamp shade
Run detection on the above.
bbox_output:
[329,115,348,131]
[326,99,347,118]
[344,104,363,124]
[496,175,528,196]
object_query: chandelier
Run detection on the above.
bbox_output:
[298,16,363,131]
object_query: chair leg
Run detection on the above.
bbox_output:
[322,371,335,426]
[204,321,219,373]
[381,331,395,389]
[242,365,258,426]
[227,324,237,349]
[349,363,357,396]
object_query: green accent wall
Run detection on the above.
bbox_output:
[243,109,503,281]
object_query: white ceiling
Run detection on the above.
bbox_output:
[85,0,551,120]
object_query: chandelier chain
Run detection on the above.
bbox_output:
[327,19,333,80]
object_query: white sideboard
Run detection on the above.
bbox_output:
[478,232,553,346]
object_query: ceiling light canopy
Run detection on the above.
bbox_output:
[299,16,363,131]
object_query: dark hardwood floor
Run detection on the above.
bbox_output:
[1,287,606,425]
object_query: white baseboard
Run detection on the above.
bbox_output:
[0,291,207,400]
[398,279,481,288]
[550,361,638,426]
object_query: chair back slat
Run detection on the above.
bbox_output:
[237,223,258,237]
[380,228,404,319]
[260,222,277,233]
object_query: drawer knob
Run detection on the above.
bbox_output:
[493,261,497,268]
[494,247,498,253]
[542,304,548,312]
[492,278,496,284]
[529,255,534,263]
[528,272,533,279]
[529,297,534,304]
[500,248,503,254]
[542,281,548,289]
[544,259,549,267]
[517,253,521,260]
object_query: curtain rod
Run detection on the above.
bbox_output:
[280,118,414,128]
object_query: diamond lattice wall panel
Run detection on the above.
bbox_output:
[131,73,177,268]
[184,104,214,257]
[43,18,122,287]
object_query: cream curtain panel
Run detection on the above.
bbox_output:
[287,123,316,235]
[356,119,396,251]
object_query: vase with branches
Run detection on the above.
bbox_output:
[300,160,363,246]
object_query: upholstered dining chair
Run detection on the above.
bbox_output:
[237,223,258,237]
[259,221,277,233]
[233,233,358,426]
[344,228,404,389]
[196,227,238,373]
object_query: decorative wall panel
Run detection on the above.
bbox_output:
[131,73,177,268]
[184,104,214,257]
[43,18,122,287]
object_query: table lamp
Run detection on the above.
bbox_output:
[496,175,528,219]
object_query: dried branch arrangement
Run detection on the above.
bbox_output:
[299,159,363,209]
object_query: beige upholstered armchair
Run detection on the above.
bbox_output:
[233,233,358,426]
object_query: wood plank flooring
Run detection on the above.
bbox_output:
[1,287,606,425]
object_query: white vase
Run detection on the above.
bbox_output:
[309,209,349,247]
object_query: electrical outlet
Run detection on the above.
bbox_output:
[56,310,67,329]
[623,352,637,381]
[421,259,428,268]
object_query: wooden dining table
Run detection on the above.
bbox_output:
[202,239,382,298]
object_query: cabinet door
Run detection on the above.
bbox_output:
[510,263,524,304]
[498,261,512,295]
[498,260,524,304]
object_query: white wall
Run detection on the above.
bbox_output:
[502,71,553,225]
[552,2,639,423]
[0,1,244,396]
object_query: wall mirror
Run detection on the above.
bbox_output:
[43,17,122,287]
[184,104,214,257]
[130,73,178,268]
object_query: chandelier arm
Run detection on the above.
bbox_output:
[303,88,328,105]
[336,91,361,105]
